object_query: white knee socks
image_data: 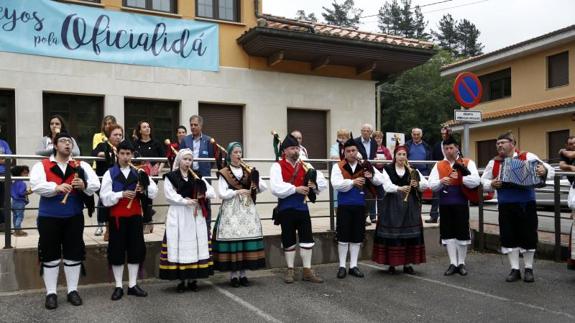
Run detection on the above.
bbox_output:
[128,264,139,288]
[508,249,520,270]
[523,251,535,269]
[63,259,81,293]
[349,243,361,268]
[446,241,457,265]
[300,248,313,269]
[338,242,349,268]
[112,265,124,288]
[284,248,296,268]
[43,260,60,295]
[456,244,468,266]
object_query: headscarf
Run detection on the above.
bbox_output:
[172,148,194,171]
[225,142,242,164]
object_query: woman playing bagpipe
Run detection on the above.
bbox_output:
[159,148,216,293]
[372,141,429,275]
[211,142,268,288]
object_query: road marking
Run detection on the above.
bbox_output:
[205,281,283,323]
[361,262,574,320]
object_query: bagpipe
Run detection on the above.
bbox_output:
[60,159,96,217]
[211,137,260,204]
[403,160,421,203]
[271,131,317,203]
[451,155,492,204]
[126,162,153,222]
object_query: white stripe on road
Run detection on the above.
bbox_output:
[205,281,283,323]
[361,262,574,320]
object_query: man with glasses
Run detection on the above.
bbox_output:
[481,131,553,283]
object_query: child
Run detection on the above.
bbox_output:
[11,165,30,237]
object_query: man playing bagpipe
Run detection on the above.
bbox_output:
[270,134,328,284]
[100,140,158,300]
[30,131,100,310]
[481,131,553,283]
[331,138,384,279]
[428,137,480,276]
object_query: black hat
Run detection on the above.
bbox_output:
[117,139,135,152]
[280,134,299,151]
[497,131,515,144]
[442,136,459,146]
[53,131,72,142]
[343,137,358,149]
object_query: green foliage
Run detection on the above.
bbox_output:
[321,0,363,28]
[379,50,459,145]
[295,10,318,23]
[378,0,430,40]
[432,14,483,57]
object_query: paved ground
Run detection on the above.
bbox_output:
[1,252,574,323]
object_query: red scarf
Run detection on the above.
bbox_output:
[279,159,305,186]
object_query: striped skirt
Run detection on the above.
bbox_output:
[159,233,214,280]
[211,237,266,272]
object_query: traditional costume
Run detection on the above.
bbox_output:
[212,142,267,287]
[100,140,158,300]
[331,138,384,278]
[428,137,480,276]
[269,134,328,283]
[372,144,428,274]
[159,149,215,292]
[481,132,553,282]
[30,131,100,310]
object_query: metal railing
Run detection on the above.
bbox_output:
[1,154,572,263]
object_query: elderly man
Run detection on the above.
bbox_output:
[406,128,432,176]
[354,124,378,225]
[481,131,553,283]
[290,130,309,160]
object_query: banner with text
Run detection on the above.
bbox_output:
[0,0,219,71]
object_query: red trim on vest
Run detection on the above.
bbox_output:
[338,160,363,180]
[279,159,305,186]
[42,159,76,185]
[437,159,470,186]
[110,197,142,229]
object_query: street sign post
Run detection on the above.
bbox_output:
[453,72,483,156]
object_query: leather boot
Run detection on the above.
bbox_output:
[284,268,295,284]
[302,268,323,283]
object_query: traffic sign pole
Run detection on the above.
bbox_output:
[453,72,483,158]
[463,108,470,157]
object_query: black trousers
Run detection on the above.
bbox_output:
[279,209,314,249]
[499,202,538,250]
[38,215,85,262]
[107,216,146,265]
[439,204,470,242]
[337,205,366,243]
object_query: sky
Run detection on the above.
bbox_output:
[263,0,575,53]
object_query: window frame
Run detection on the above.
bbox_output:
[0,90,16,153]
[547,51,569,89]
[124,98,181,146]
[479,68,512,102]
[196,0,241,23]
[123,0,178,14]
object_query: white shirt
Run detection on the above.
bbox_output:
[361,138,371,159]
[380,166,429,193]
[480,152,554,192]
[269,161,328,199]
[30,155,100,197]
[428,157,481,192]
[100,165,158,207]
[330,161,384,192]
[164,175,215,206]
[192,134,202,170]
[299,145,309,160]
[217,166,268,200]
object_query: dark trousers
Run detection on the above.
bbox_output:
[430,191,440,220]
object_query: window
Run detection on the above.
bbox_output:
[476,139,497,168]
[196,0,240,22]
[287,108,328,166]
[548,129,570,163]
[124,0,177,13]
[0,90,15,153]
[548,51,569,88]
[125,99,180,146]
[199,103,244,150]
[479,68,511,102]
[43,93,104,156]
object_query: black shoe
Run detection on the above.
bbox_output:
[457,264,467,276]
[230,278,240,288]
[403,266,415,275]
[45,293,58,310]
[388,266,397,275]
[176,282,187,293]
[523,268,535,283]
[458,264,468,276]
[239,277,250,287]
[425,218,438,224]
[337,267,347,279]
[127,285,148,297]
[348,267,364,278]
[67,291,83,306]
[506,269,521,282]
[444,264,458,276]
[187,280,199,292]
[111,287,124,300]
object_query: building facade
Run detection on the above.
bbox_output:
[442,25,575,167]
[0,0,434,159]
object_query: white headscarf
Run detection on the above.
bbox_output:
[172,148,194,171]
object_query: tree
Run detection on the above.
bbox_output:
[432,14,484,57]
[378,0,429,40]
[379,50,459,146]
[295,10,318,23]
[457,19,484,57]
[321,0,363,28]
[432,14,459,56]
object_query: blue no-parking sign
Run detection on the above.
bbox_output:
[453,72,483,108]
